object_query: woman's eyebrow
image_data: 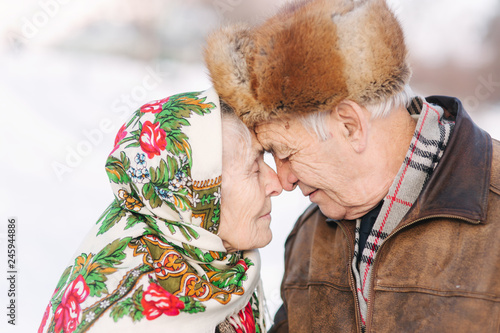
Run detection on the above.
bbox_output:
[251,146,264,161]
[243,149,261,173]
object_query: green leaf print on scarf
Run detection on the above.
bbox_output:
[181,243,225,263]
[105,152,131,184]
[142,183,163,208]
[77,264,154,332]
[95,200,127,236]
[109,285,145,322]
[73,237,132,297]
[125,212,162,235]
[209,258,254,290]
[47,238,136,332]
[104,91,216,230]
[50,238,130,303]
[155,92,217,160]
[178,296,206,314]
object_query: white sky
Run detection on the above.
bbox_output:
[1,0,499,66]
[391,0,500,66]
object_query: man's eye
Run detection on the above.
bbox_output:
[278,155,290,163]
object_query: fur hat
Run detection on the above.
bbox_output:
[204,0,411,127]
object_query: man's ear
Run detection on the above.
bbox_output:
[330,100,370,153]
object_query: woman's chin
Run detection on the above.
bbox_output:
[225,231,273,252]
[256,230,273,249]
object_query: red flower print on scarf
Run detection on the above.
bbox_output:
[39,287,60,333]
[140,97,170,113]
[236,259,249,271]
[140,121,167,159]
[110,124,128,154]
[233,302,256,333]
[54,275,90,333]
[141,283,185,319]
[38,303,51,333]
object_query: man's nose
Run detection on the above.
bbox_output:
[275,158,299,191]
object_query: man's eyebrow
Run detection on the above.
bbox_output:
[264,143,288,156]
[262,144,274,154]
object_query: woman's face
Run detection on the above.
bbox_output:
[218,125,282,252]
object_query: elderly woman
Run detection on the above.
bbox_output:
[38,88,282,333]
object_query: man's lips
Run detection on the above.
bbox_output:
[304,189,318,197]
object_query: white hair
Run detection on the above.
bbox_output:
[300,85,416,141]
[220,102,253,210]
[220,101,252,165]
[364,85,416,119]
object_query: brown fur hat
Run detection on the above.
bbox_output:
[204,0,411,127]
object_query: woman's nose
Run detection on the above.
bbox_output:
[264,166,283,197]
[275,158,299,191]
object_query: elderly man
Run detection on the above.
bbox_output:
[205,0,500,332]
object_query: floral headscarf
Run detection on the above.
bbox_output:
[39,89,264,333]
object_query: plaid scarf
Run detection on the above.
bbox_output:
[352,97,455,327]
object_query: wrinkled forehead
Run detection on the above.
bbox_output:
[254,117,302,155]
[222,121,263,168]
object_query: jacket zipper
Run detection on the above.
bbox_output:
[364,214,480,332]
[336,221,362,333]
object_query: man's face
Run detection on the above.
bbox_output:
[255,116,372,220]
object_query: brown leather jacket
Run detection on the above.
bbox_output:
[270,96,500,333]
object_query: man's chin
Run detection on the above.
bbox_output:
[316,203,347,221]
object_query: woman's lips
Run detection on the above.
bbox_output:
[259,212,271,219]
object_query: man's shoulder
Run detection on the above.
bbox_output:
[285,203,335,247]
[290,204,324,232]
[297,203,323,223]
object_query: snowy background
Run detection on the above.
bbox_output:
[1,0,499,332]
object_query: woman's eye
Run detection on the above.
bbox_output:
[252,161,260,174]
